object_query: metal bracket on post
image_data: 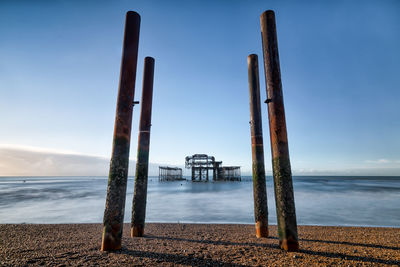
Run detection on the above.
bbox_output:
[133,101,140,106]
[264,99,272,104]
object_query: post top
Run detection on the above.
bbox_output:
[126,11,140,19]
[261,10,275,19]
[247,54,258,61]
[144,56,155,62]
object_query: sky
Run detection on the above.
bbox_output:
[1,0,399,176]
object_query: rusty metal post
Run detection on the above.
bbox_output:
[101,11,140,251]
[131,57,155,237]
[260,10,299,251]
[247,54,268,238]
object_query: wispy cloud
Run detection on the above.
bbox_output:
[292,167,400,176]
[0,145,164,176]
[365,159,400,164]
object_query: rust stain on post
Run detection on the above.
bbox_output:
[247,54,268,238]
[131,57,155,237]
[101,11,140,251]
[260,10,299,251]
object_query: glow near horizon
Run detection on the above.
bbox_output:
[0,0,399,176]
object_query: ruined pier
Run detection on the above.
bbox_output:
[185,154,240,181]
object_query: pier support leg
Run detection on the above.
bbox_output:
[101,11,140,251]
[247,54,268,238]
[131,57,155,237]
[260,10,299,251]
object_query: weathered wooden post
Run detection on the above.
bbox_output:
[131,57,155,237]
[260,10,299,251]
[247,54,269,238]
[101,11,140,251]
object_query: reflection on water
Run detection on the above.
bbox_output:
[0,176,399,227]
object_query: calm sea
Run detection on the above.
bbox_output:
[0,176,399,227]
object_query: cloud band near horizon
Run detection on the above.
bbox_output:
[0,145,399,177]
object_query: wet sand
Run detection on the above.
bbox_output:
[0,223,399,266]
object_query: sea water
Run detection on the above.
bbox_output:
[0,176,399,227]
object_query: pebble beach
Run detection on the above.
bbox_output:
[1,223,399,266]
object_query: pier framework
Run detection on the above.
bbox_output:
[218,166,241,181]
[159,166,184,181]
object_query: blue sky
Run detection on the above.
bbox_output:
[1,0,399,176]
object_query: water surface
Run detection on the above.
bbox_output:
[0,176,399,227]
